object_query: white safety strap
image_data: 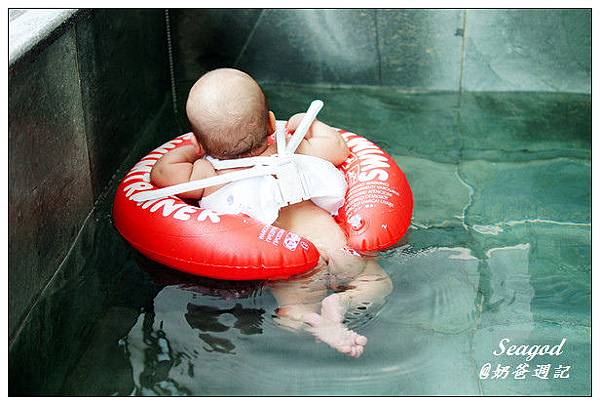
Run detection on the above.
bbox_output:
[276,121,287,156]
[285,100,323,155]
[131,165,276,202]
[131,100,324,203]
[205,155,274,170]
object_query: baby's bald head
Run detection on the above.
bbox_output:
[186,68,270,159]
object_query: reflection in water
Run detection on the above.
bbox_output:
[123,283,268,395]
[484,243,534,330]
[112,259,271,395]
[117,242,538,395]
[186,303,266,353]
[57,237,544,395]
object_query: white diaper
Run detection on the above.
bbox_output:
[200,153,347,225]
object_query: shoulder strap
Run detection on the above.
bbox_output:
[205,155,276,170]
[284,100,323,155]
[276,121,287,156]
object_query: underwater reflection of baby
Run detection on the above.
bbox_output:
[150,68,393,358]
[124,284,267,395]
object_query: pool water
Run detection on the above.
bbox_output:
[28,85,592,395]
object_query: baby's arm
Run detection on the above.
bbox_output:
[150,137,216,200]
[287,113,349,166]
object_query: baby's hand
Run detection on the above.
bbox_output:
[287,113,314,138]
[286,112,348,166]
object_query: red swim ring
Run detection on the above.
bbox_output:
[112,125,413,280]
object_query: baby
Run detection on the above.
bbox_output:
[151,68,393,358]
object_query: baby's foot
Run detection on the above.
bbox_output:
[303,313,367,358]
[320,293,350,323]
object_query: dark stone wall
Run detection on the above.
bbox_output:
[8,190,136,395]
[76,10,173,197]
[171,9,466,90]
[171,9,262,84]
[9,27,93,339]
[9,9,175,342]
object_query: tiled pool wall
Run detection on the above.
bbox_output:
[171,9,591,122]
[8,8,591,395]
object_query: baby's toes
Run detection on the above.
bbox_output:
[340,345,352,355]
[355,335,368,346]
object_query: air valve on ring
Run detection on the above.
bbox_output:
[348,214,365,231]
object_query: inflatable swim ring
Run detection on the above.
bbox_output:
[112,122,413,280]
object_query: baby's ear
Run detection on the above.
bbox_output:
[268,111,276,134]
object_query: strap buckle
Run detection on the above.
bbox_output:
[274,158,310,205]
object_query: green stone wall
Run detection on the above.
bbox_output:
[173,9,590,91]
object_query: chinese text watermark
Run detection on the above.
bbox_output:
[479,338,570,381]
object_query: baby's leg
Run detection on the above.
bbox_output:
[270,202,368,357]
[269,263,368,358]
[321,259,393,324]
[279,208,393,326]
[269,261,328,331]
